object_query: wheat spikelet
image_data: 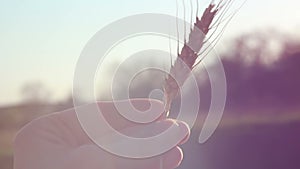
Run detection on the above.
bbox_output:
[163,1,235,114]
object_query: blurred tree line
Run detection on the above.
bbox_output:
[109,30,300,113]
[217,31,300,111]
[18,31,300,113]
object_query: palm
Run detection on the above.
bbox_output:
[14,99,189,169]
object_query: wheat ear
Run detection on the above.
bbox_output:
[163,1,230,114]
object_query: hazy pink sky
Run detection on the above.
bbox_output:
[0,0,299,105]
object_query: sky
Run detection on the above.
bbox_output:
[0,0,300,106]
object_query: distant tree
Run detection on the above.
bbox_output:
[219,31,300,111]
[20,82,51,104]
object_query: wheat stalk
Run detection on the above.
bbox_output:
[163,0,239,114]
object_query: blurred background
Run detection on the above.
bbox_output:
[1,0,300,169]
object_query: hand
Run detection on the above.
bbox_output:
[14,99,190,169]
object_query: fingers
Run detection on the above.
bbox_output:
[98,99,166,130]
[162,146,184,169]
[176,120,190,145]
[46,98,166,145]
[52,98,165,134]
[37,98,189,147]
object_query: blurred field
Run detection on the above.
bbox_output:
[180,111,300,169]
[0,104,70,169]
[1,103,300,169]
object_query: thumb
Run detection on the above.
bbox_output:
[120,119,190,144]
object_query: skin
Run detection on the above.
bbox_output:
[13,99,190,169]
